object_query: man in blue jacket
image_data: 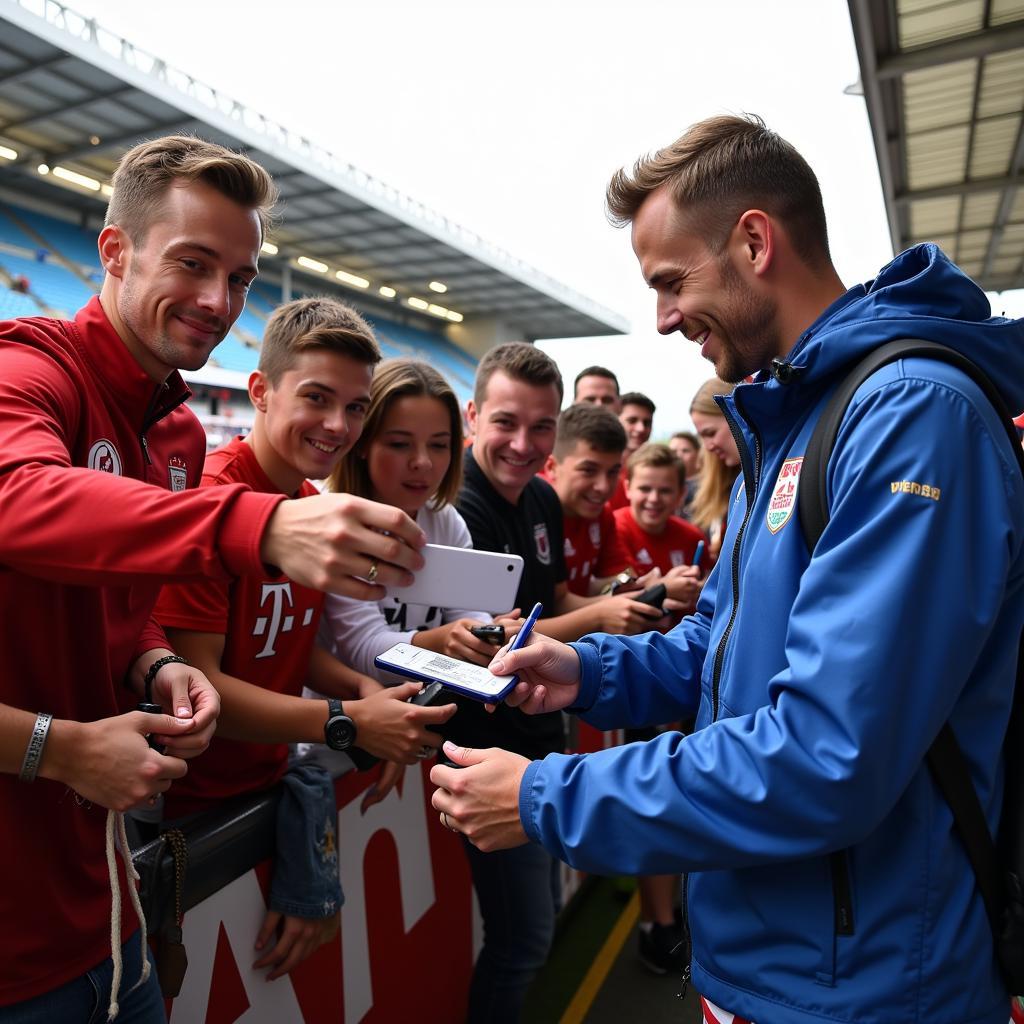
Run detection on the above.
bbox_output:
[431,114,1024,1024]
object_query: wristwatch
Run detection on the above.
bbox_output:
[324,698,357,751]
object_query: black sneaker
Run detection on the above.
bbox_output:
[637,922,687,975]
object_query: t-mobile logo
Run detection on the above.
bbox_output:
[253,581,314,658]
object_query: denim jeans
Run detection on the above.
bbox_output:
[270,761,344,918]
[0,931,164,1024]
[462,837,561,1024]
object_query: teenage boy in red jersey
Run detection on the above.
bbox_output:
[0,137,427,1023]
[546,403,631,594]
[156,297,454,980]
[615,442,711,605]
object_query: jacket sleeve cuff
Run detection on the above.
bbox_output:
[519,758,545,843]
[218,491,288,577]
[566,641,603,713]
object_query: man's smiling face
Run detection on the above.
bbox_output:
[631,186,779,383]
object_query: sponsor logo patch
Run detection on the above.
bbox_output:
[87,439,122,476]
[766,457,803,534]
[589,521,601,546]
[534,522,551,565]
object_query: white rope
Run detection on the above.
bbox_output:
[104,809,152,1022]
[104,809,123,1022]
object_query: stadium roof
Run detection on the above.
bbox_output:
[0,0,629,340]
[848,0,1024,293]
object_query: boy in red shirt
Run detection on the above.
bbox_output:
[615,442,711,612]
[545,403,631,595]
[155,297,454,980]
[544,404,666,634]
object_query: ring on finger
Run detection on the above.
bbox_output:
[441,812,457,833]
[416,745,434,760]
[366,560,379,583]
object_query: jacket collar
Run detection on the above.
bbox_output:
[72,296,192,427]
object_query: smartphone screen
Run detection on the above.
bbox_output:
[375,643,516,702]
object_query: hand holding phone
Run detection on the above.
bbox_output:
[470,624,507,646]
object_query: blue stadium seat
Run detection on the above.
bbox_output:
[0,287,41,319]
[211,332,259,373]
[0,252,96,317]
[0,208,39,252]
[8,206,101,271]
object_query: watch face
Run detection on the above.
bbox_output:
[325,715,357,751]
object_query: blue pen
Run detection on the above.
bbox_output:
[692,540,705,566]
[507,601,543,654]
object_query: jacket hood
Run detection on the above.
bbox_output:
[777,244,1024,418]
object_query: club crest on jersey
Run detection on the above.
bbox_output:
[87,439,122,476]
[766,457,803,534]
[589,521,601,546]
[168,455,188,492]
[534,523,551,565]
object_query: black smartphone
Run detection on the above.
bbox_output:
[409,681,449,706]
[470,624,507,646]
[634,583,667,611]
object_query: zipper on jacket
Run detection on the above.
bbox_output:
[139,381,190,469]
[830,852,855,935]
[710,389,762,721]
[676,871,692,1000]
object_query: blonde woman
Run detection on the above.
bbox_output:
[688,377,741,560]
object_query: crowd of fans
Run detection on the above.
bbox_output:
[4,112,1022,1024]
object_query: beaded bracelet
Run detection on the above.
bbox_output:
[143,655,188,704]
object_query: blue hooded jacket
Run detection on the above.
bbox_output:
[519,246,1024,1024]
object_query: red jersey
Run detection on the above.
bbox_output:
[613,507,711,575]
[0,298,282,1005]
[563,505,632,596]
[157,438,324,818]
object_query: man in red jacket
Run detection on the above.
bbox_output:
[0,136,426,1022]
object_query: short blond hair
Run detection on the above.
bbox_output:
[626,442,685,489]
[105,134,278,244]
[258,297,380,386]
[606,114,830,266]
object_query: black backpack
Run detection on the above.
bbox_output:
[798,338,1024,994]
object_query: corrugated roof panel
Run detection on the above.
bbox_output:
[910,233,959,250]
[957,227,994,258]
[962,191,1004,227]
[1008,189,1024,220]
[998,221,1024,247]
[910,196,962,235]
[906,124,971,187]
[968,113,1021,177]
[991,255,1021,275]
[959,260,984,276]
[903,61,976,132]
[991,0,1024,26]
[898,0,985,49]
[977,50,1024,120]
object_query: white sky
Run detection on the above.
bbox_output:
[68,0,1024,434]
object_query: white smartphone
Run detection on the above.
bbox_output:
[374,642,518,702]
[387,544,523,613]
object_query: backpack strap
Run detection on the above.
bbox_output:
[798,337,1024,944]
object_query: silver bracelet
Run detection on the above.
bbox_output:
[19,713,53,783]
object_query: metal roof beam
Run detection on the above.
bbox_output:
[0,83,133,132]
[875,23,1024,79]
[980,117,1024,281]
[895,173,1022,203]
[0,49,66,86]
[51,115,192,164]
